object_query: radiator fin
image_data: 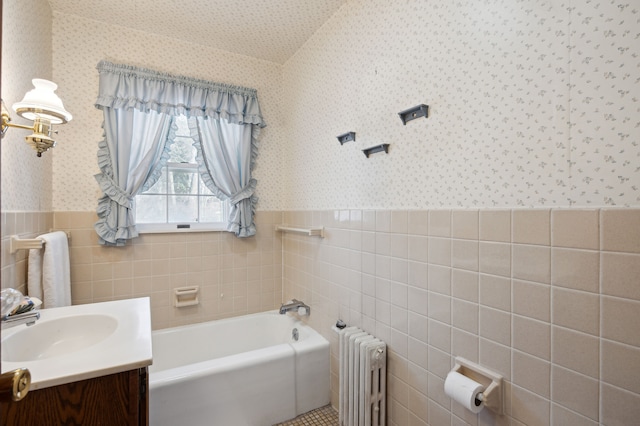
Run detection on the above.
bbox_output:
[339,327,387,426]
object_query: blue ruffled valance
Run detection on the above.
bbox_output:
[95,60,265,127]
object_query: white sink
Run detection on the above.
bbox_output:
[2,314,118,362]
[1,298,152,390]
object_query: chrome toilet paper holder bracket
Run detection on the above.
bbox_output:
[452,356,503,415]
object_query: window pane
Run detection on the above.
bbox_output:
[136,195,166,223]
[200,196,224,223]
[169,169,197,195]
[168,195,198,222]
[173,115,191,137]
[169,137,196,163]
[169,116,196,163]
[143,168,168,194]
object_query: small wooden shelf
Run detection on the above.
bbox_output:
[336,132,356,145]
[398,104,429,125]
[275,225,324,238]
[362,143,390,158]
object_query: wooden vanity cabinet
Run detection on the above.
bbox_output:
[0,367,148,426]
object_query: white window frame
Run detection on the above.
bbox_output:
[137,221,227,234]
[135,120,229,234]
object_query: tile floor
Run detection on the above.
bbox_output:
[274,405,338,425]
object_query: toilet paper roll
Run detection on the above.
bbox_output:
[444,371,485,414]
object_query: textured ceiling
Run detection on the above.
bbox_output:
[47,0,347,64]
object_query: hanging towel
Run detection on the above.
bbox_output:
[28,231,71,308]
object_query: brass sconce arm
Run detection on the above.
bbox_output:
[1,120,34,133]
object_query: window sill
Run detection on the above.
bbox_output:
[136,223,227,234]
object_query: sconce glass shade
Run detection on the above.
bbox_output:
[12,79,72,124]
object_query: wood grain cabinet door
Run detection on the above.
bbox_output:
[0,368,149,426]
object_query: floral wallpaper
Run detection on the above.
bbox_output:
[570,1,640,206]
[281,0,640,209]
[51,12,285,211]
[1,0,53,212]
[4,0,639,212]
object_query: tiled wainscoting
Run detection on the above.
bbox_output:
[3,207,640,425]
[281,208,640,426]
[1,211,53,296]
[1,210,283,330]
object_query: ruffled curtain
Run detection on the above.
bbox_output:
[94,60,266,245]
[191,116,260,237]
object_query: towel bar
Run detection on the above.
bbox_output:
[275,225,324,238]
[9,232,71,254]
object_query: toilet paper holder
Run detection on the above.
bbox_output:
[451,356,503,415]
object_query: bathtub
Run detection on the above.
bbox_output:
[148,310,330,426]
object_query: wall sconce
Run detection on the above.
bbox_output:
[1,79,72,157]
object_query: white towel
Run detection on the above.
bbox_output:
[28,231,71,308]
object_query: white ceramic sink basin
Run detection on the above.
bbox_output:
[2,314,118,362]
[1,298,152,390]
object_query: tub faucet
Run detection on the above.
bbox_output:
[1,311,40,329]
[279,299,310,316]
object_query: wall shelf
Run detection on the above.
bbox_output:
[362,143,390,158]
[275,225,324,238]
[398,104,429,125]
[336,132,356,145]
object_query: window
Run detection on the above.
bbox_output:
[135,116,228,233]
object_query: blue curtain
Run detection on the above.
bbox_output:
[94,61,266,245]
[191,116,260,237]
[94,108,173,246]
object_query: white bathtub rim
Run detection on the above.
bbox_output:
[152,309,301,336]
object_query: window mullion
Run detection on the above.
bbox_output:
[197,174,201,223]
[165,165,170,223]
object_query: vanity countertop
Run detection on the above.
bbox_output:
[1,297,152,390]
